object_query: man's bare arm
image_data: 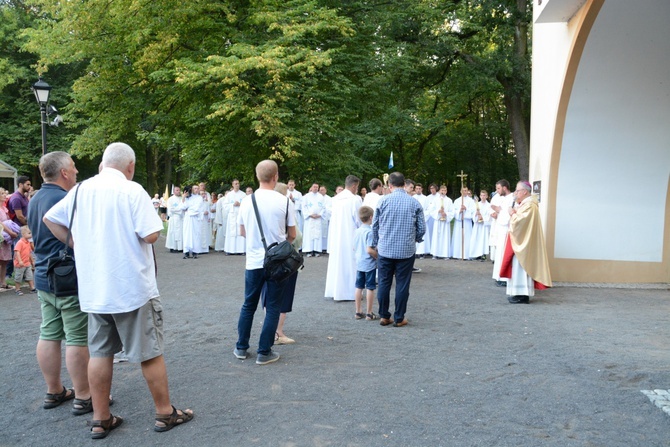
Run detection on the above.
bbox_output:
[43,217,73,247]
[287,225,296,243]
[14,209,27,225]
[142,231,160,244]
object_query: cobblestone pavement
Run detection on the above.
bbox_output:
[1,237,670,447]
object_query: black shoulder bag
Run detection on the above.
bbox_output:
[251,193,304,282]
[46,183,80,297]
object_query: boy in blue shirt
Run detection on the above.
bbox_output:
[353,206,378,320]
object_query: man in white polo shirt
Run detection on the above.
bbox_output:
[44,142,193,439]
[234,160,296,365]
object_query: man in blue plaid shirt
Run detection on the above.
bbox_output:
[371,172,425,327]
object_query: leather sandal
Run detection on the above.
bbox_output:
[154,405,194,432]
[43,386,75,409]
[72,396,114,416]
[89,414,123,439]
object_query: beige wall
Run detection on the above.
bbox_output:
[531,0,670,283]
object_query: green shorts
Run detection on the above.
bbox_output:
[88,298,164,363]
[38,290,88,346]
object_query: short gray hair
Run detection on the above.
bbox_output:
[39,151,72,182]
[102,142,136,170]
[275,182,288,195]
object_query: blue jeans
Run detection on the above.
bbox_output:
[237,268,286,355]
[377,255,415,322]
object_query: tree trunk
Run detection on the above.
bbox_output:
[501,82,530,181]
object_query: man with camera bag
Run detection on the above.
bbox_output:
[234,160,296,365]
[27,152,91,415]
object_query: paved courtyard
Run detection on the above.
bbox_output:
[1,236,670,446]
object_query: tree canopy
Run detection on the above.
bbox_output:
[0,0,530,195]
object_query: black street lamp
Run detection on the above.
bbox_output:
[31,78,52,156]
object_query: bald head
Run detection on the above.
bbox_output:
[256,160,278,184]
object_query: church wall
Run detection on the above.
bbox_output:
[531,0,670,283]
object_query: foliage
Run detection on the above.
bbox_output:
[1,0,529,195]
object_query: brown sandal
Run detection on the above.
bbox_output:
[89,414,123,439]
[43,386,75,409]
[154,405,194,432]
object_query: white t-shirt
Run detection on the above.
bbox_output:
[45,168,163,313]
[238,189,296,270]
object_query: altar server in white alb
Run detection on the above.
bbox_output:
[413,183,431,258]
[198,190,212,253]
[179,185,203,259]
[214,194,227,251]
[424,183,440,254]
[324,176,362,301]
[320,186,331,252]
[165,186,184,252]
[287,180,303,232]
[469,190,492,260]
[490,179,514,284]
[451,187,476,260]
[224,179,246,255]
[302,183,324,257]
[430,185,453,259]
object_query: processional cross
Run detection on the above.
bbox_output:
[456,170,468,260]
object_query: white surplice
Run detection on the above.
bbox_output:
[491,194,515,280]
[414,194,430,255]
[362,191,381,211]
[199,197,212,253]
[301,191,324,252]
[324,189,362,301]
[430,195,454,258]
[224,189,246,254]
[451,196,475,259]
[165,194,184,251]
[214,198,228,251]
[321,194,332,252]
[180,194,203,253]
[287,188,303,232]
[469,200,491,259]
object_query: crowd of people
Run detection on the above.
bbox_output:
[2,143,552,439]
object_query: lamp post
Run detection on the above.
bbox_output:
[31,78,52,156]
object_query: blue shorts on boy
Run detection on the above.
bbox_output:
[353,224,376,290]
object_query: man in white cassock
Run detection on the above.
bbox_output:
[490,180,514,284]
[179,185,203,259]
[451,187,476,260]
[224,179,246,255]
[214,194,227,251]
[424,183,440,257]
[362,178,383,211]
[324,176,362,301]
[413,183,431,258]
[469,190,491,260]
[287,180,303,232]
[166,186,184,252]
[198,190,212,253]
[430,185,454,259]
[302,183,324,256]
[320,186,331,252]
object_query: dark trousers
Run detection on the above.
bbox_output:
[377,255,415,322]
[236,268,287,355]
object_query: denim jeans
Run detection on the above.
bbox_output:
[377,255,415,321]
[236,268,286,355]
